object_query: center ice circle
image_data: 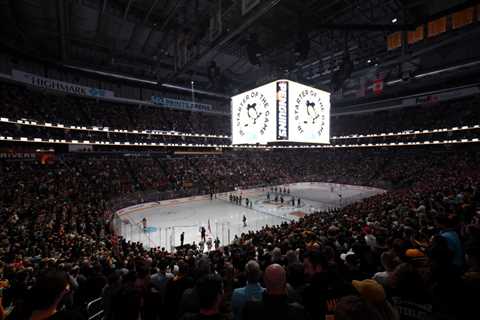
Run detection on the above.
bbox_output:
[255,199,306,210]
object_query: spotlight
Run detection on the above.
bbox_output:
[392,18,397,23]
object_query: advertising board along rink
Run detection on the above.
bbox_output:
[115,182,385,250]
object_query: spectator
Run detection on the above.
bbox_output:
[0,287,5,320]
[302,250,355,319]
[435,214,464,270]
[389,263,432,320]
[461,237,480,318]
[428,235,464,319]
[463,237,480,283]
[102,272,122,320]
[27,270,82,320]
[242,264,308,320]
[286,262,305,304]
[179,257,212,316]
[111,271,142,320]
[180,274,224,320]
[165,260,195,319]
[150,261,173,309]
[351,279,399,320]
[373,251,399,288]
[231,260,264,320]
[335,295,382,320]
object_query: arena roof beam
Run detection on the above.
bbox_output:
[168,0,283,80]
[260,0,381,72]
[145,0,183,69]
[124,0,159,51]
[343,0,376,24]
[141,0,160,52]
[313,23,416,32]
[56,0,67,61]
[95,0,108,40]
[151,0,182,55]
[143,0,159,24]
[124,0,134,20]
[158,0,182,35]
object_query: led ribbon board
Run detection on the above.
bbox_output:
[231,80,330,145]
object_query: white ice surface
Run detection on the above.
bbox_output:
[118,183,384,250]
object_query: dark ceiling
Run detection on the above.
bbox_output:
[0,0,476,93]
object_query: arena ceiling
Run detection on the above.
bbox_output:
[0,0,477,93]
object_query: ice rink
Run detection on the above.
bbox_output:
[115,182,385,250]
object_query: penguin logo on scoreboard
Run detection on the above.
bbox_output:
[246,103,262,125]
[294,89,327,137]
[235,90,270,137]
[305,100,320,124]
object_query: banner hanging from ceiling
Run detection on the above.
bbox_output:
[11,70,115,98]
[150,96,213,113]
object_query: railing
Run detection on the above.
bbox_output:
[108,179,387,252]
[3,114,480,141]
[86,297,104,320]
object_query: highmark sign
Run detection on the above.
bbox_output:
[11,70,115,98]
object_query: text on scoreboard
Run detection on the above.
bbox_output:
[231,80,330,144]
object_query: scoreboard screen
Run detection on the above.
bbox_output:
[231,80,330,145]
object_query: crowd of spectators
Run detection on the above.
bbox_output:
[331,96,480,136]
[2,82,480,141]
[0,122,230,146]
[0,146,479,320]
[2,120,479,148]
[0,83,230,135]
[1,79,480,320]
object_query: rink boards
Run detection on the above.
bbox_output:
[115,182,385,250]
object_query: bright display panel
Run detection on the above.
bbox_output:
[231,81,277,145]
[231,80,330,145]
[288,81,330,144]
